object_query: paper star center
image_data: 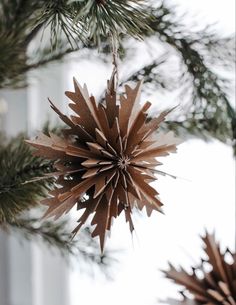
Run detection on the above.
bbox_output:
[117,156,130,170]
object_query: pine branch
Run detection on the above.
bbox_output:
[0,0,150,47]
[0,0,150,88]
[0,134,55,223]
[5,216,116,274]
[76,0,150,44]
[120,2,235,149]
[120,56,175,91]
[36,1,86,49]
[124,52,235,147]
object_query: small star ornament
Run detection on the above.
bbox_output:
[163,232,236,305]
[27,74,180,251]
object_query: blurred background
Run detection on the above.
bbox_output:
[0,0,235,305]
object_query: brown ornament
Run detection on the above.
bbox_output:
[163,232,236,305]
[26,75,180,251]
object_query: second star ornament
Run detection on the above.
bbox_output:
[27,75,181,251]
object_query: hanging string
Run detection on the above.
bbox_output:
[112,35,119,90]
[108,34,119,94]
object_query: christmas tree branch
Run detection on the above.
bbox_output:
[0,134,55,223]
[75,0,150,44]
[120,2,235,149]
[0,0,149,88]
[6,216,115,273]
[124,58,235,148]
[0,0,149,49]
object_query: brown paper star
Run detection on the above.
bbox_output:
[163,232,236,305]
[26,75,180,251]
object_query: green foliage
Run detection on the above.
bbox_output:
[0,0,149,88]
[0,135,54,223]
[121,3,235,148]
[36,0,85,49]
[7,216,116,274]
[77,0,150,44]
